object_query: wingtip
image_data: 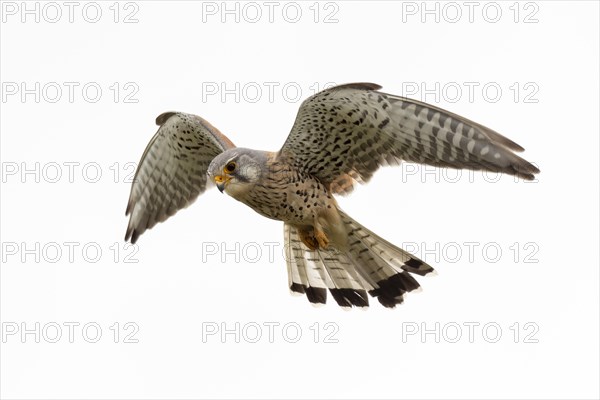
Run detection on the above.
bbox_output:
[520,172,538,181]
[130,230,140,244]
[513,159,540,180]
[124,226,139,244]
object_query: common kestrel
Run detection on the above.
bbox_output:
[124,83,539,308]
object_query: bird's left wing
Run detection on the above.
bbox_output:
[278,83,539,194]
[124,112,235,243]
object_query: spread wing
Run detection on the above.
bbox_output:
[124,112,235,243]
[278,83,539,194]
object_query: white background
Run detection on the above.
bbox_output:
[1,1,598,399]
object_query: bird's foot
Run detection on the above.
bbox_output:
[314,229,329,249]
[298,226,330,250]
[298,229,319,251]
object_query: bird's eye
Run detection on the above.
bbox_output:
[224,162,236,173]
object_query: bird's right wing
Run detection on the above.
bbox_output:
[124,112,235,243]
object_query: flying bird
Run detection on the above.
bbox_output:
[124,83,539,308]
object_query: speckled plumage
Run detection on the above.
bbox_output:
[125,83,539,308]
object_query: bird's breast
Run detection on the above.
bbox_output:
[240,164,334,226]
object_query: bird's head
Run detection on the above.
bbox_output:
[208,148,265,199]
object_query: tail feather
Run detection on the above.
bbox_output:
[339,209,435,307]
[340,211,434,277]
[285,223,368,307]
[314,251,369,308]
[345,231,423,308]
[283,225,308,295]
[284,224,327,304]
[283,209,435,309]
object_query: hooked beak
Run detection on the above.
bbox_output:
[213,175,230,193]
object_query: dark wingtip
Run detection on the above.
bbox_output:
[124,228,132,243]
[514,144,526,152]
[124,226,139,244]
[513,160,540,180]
[520,172,536,181]
[130,230,140,244]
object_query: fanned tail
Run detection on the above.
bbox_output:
[283,209,435,309]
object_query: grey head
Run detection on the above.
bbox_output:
[207,148,267,200]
